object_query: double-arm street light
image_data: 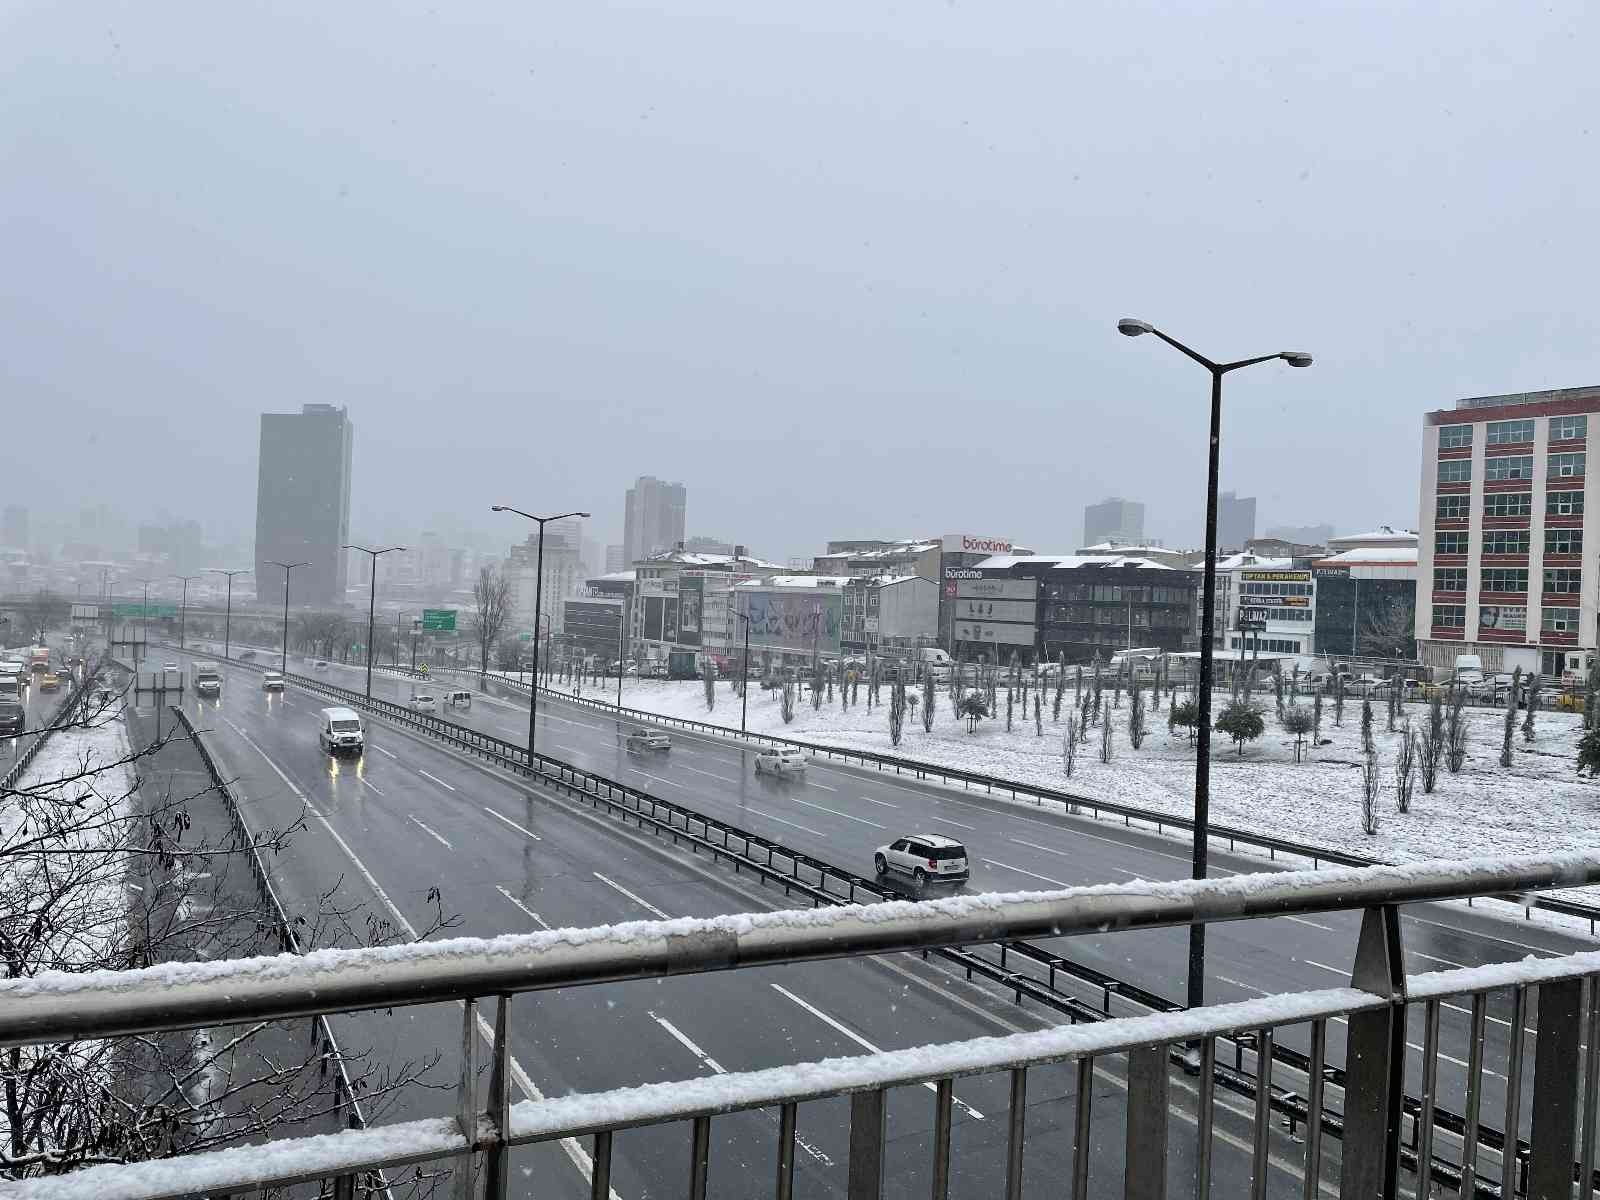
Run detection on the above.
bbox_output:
[269,561,311,675]
[132,577,156,663]
[171,575,201,651]
[207,569,251,663]
[1118,317,1311,1012]
[344,544,406,699]
[733,600,753,734]
[491,506,590,760]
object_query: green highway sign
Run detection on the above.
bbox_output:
[113,603,178,619]
[422,609,457,631]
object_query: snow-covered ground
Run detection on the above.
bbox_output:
[532,675,1600,903]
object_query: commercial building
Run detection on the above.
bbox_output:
[1082,498,1145,547]
[1312,529,1419,659]
[963,554,1196,663]
[938,534,1029,649]
[812,539,941,580]
[623,476,686,567]
[1266,522,1335,547]
[562,595,627,664]
[1076,542,1193,570]
[631,546,783,669]
[254,403,354,607]
[1416,385,1600,676]
[605,544,626,573]
[507,518,586,638]
[838,576,939,654]
[1216,491,1257,552]
[1223,559,1316,656]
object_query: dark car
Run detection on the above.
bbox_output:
[239,650,257,661]
[0,701,24,736]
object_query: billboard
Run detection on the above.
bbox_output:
[677,576,704,647]
[954,579,1037,602]
[70,603,99,626]
[642,596,678,642]
[953,598,1037,624]
[1239,570,1312,584]
[953,620,1036,647]
[739,590,842,656]
[941,534,1014,556]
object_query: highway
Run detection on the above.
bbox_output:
[160,643,1595,1191]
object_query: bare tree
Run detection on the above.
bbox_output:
[1395,725,1417,812]
[1063,714,1079,776]
[1500,667,1521,767]
[1361,748,1381,834]
[1419,694,1444,793]
[1522,673,1540,743]
[1446,686,1469,772]
[1128,684,1146,749]
[1281,704,1314,763]
[1358,594,1417,659]
[1100,710,1114,763]
[470,565,512,675]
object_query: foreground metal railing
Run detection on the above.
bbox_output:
[5,854,1600,1199]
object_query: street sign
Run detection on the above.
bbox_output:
[1237,607,1269,633]
[113,603,178,619]
[422,609,457,631]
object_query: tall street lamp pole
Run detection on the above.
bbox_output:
[269,561,310,675]
[171,575,201,651]
[345,545,406,699]
[491,506,590,762]
[207,569,250,663]
[132,578,156,664]
[1117,317,1311,1012]
[733,601,752,734]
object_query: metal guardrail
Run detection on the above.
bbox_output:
[6,856,1600,1200]
[1,661,104,793]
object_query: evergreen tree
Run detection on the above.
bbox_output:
[1281,704,1314,763]
[1100,710,1115,763]
[1216,701,1265,757]
[1034,693,1043,736]
[1272,669,1284,719]
[1334,676,1345,726]
[1578,724,1600,777]
[1522,673,1539,743]
[1501,667,1521,767]
[1312,692,1324,745]
[923,674,935,733]
[1128,684,1147,749]
[1169,698,1200,743]
[1360,697,1374,756]
[1064,715,1079,776]
[1395,726,1417,812]
[888,681,906,747]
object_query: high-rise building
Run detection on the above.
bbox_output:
[684,535,734,556]
[2,505,27,549]
[1265,522,1335,547]
[508,517,587,637]
[1416,385,1600,677]
[1216,492,1257,552]
[1082,498,1145,547]
[605,544,626,573]
[254,404,354,607]
[623,476,686,566]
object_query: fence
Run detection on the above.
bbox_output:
[1,659,104,792]
[5,855,1600,1199]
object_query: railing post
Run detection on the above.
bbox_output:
[483,995,512,1199]
[1005,1067,1028,1200]
[848,1088,887,1199]
[1339,904,1406,1200]
[1528,977,1582,1198]
[454,997,479,1200]
[930,1079,953,1200]
[1125,1045,1168,1200]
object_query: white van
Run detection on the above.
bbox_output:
[444,690,473,710]
[318,706,365,755]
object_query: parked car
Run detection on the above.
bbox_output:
[754,747,807,776]
[625,728,671,752]
[262,672,285,691]
[409,692,438,712]
[874,834,970,884]
[38,671,60,692]
[0,701,24,736]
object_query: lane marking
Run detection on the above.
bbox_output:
[593,872,670,919]
[631,771,683,789]
[554,742,583,755]
[1284,916,1335,932]
[219,719,612,1193]
[1218,976,1268,995]
[1304,960,1345,976]
[770,984,984,1120]
[649,1011,727,1073]
[1410,950,1469,969]
[858,795,898,808]
[495,885,551,930]
[929,816,975,830]
[408,814,452,850]
[982,859,1070,888]
[1010,837,1071,857]
[483,807,542,841]
[371,745,399,760]
[788,797,883,828]
[807,782,837,793]
[745,808,826,837]
[678,763,739,784]
[418,769,457,792]
[360,779,384,797]
[1110,867,1148,881]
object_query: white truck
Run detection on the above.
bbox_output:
[193,664,223,697]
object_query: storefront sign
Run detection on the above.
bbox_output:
[953,620,1036,647]
[954,578,1037,601]
[941,534,1014,555]
[944,568,984,581]
[1239,570,1312,584]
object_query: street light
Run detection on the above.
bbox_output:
[491,506,590,762]
[1118,316,1311,1012]
[344,544,406,698]
[171,575,201,651]
[207,569,251,663]
[733,600,753,734]
[268,561,311,675]
[132,577,156,664]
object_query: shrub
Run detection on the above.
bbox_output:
[1216,701,1265,757]
[1169,698,1199,743]
[1280,705,1314,763]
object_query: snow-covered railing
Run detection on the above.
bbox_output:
[5,855,1600,1199]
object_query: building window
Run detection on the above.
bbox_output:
[1552,415,1588,442]
[1482,530,1530,555]
[1480,568,1528,593]
[1229,637,1301,654]
[1548,452,1586,479]
[1479,605,1526,631]
[1433,568,1467,592]
[1483,492,1532,517]
[1484,455,1533,482]
[1544,568,1582,595]
[1548,490,1585,517]
[1543,608,1580,634]
[1433,605,1466,629]
[1437,458,1472,484]
[1436,495,1470,521]
[1435,531,1469,555]
[1545,528,1583,556]
[1486,418,1535,445]
[1438,424,1473,450]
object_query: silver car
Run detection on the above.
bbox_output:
[625,728,671,752]
[754,748,807,776]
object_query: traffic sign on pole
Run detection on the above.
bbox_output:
[421,609,457,631]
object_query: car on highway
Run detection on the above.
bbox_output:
[262,672,285,691]
[409,692,438,712]
[874,834,970,885]
[0,701,24,736]
[625,728,671,752]
[313,660,330,671]
[239,650,256,661]
[753,747,807,776]
[444,690,473,709]
[38,671,60,692]
[163,662,180,673]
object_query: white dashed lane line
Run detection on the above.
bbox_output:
[495,885,551,929]
[408,814,452,850]
[982,859,1070,888]
[483,807,542,841]
[787,797,883,828]
[593,872,670,919]
[417,769,457,792]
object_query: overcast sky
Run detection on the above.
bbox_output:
[4,1,1597,562]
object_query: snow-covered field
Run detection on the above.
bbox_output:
[535,675,1600,901]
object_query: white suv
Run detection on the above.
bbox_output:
[874,834,970,884]
[754,748,806,776]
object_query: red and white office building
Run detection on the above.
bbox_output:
[1416,385,1597,677]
